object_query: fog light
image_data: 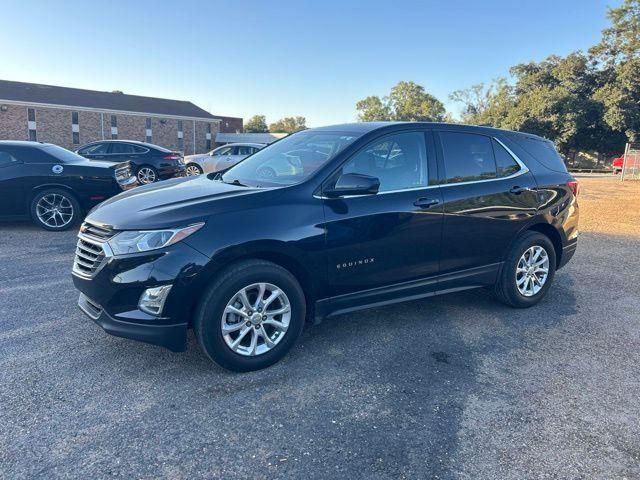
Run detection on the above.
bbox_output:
[138,285,172,316]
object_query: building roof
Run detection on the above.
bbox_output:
[215,132,288,144]
[0,79,218,120]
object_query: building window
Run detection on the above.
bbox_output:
[111,115,117,127]
[71,111,80,144]
[111,132,118,140]
[177,120,183,131]
[27,108,37,141]
[145,117,152,143]
[207,123,212,134]
[145,117,151,129]
[177,137,184,150]
[206,139,212,150]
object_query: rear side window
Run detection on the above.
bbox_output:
[110,143,136,154]
[440,132,496,183]
[492,139,520,177]
[515,136,567,173]
[0,150,20,167]
[132,145,147,154]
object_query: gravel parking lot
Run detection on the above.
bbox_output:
[1,177,639,479]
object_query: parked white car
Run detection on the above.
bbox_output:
[184,142,266,175]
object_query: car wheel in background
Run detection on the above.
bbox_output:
[494,231,557,308]
[30,189,81,231]
[194,260,306,372]
[257,166,276,179]
[137,165,158,184]
[186,164,203,176]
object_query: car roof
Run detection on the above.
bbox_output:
[307,121,546,141]
[217,142,266,147]
[0,140,50,148]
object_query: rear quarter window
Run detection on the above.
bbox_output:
[515,136,567,173]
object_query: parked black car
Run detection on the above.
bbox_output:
[76,140,186,184]
[72,122,579,371]
[0,141,136,231]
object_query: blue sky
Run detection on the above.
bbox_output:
[0,0,619,126]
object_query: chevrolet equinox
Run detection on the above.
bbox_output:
[72,122,579,371]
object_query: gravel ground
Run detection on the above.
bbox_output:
[1,178,639,479]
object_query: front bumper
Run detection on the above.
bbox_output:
[72,240,210,351]
[78,293,187,351]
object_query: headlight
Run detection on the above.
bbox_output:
[108,223,204,255]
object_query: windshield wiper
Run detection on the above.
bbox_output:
[222,178,248,187]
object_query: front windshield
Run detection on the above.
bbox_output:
[221,131,359,186]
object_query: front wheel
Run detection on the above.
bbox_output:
[185,163,203,176]
[30,189,81,231]
[494,231,557,308]
[194,260,306,372]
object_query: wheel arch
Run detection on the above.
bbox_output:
[29,183,79,207]
[524,223,563,268]
[187,244,320,325]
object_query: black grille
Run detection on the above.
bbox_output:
[72,222,116,277]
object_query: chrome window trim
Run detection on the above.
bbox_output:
[314,136,529,199]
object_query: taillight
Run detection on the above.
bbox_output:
[567,180,579,196]
[164,154,181,161]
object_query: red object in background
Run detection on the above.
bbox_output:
[612,156,624,173]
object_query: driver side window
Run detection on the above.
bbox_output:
[342,132,428,192]
[214,146,233,156]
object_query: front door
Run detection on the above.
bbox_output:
[322,131,443,298]
[434,130,539,282]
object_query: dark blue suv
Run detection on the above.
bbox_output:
[71,122,579,371]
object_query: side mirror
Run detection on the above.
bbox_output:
[324,173,380,198]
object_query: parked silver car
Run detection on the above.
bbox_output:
[184,142,265,175]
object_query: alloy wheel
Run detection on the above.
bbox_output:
[186,164,202,176]
[36,193,74,229]
[515,245,550,297]
[221,282,291,356]
[137,167,157,184]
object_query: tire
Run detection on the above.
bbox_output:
[30,189,81,231]
[194,260,306,372]
[185,163,203,176]
[136,165,159,184]
[494,231,557,308]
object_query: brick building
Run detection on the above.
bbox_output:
[0,80,242,155]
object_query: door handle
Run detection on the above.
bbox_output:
[509,186,531,194]
[414,198,440,208]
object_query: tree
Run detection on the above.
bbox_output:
[244,115,268,133]
[269,116,306,133]
[355,96,390,121]
[355,81,447,122]
[450,79,512,124]
[590,0,640,141]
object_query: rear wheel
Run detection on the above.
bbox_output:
[136,165,158,184]
[194,260,306,372]
[30,189,81,231]
[494,231,556,308]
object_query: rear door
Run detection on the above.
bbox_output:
[322,130,443,297]
[435,130,539,284]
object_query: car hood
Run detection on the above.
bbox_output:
[85,175,269,230]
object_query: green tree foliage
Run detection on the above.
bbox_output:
[449,0,639,153]
[244,115,268,133]
[269,116,306,133]
[356,81,446,122]
[590,0,640,141]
